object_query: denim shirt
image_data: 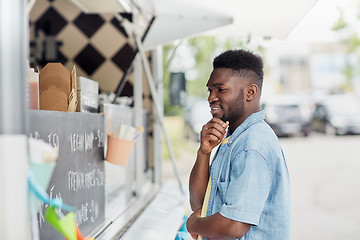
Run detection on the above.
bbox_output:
[206,110,291,240]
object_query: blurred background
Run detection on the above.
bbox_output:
[161,0,360,239]
[14,0,359,238]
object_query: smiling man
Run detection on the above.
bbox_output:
[186,49,291,240]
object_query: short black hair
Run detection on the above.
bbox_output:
[213,49,263,88]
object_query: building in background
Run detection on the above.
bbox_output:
[264,41,358,96]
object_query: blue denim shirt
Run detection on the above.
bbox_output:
[206,110,291,240]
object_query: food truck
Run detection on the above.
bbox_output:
[0,0,317,239]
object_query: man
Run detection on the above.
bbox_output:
[186,49,291,240]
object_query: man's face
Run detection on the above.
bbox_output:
[206,68,247,123]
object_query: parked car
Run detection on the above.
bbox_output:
[262,97,312,137]
[183,99,212,141]
[311,95,360,135]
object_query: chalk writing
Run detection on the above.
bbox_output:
[38,200,100,228]
[30,131,40,139]
[38,186,63,228]
[74,200,100,226]
[70,133,84,152]
[30,111,105,239]
[48,133,59,155]
[85,132,94,151]
[96,129,105,148]
[68,169,105,191]
[70,130,104,152]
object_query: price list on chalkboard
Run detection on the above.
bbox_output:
[29,110,106,239]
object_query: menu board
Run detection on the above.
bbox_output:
[29,110,105,239]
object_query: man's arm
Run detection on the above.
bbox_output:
[187,210,251,240]
[189,118,229,211]
[189,149,211,211]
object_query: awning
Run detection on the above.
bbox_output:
[140,0,319,49]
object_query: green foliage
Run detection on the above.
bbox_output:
[331,1,360,92]
[331,8,347,31]
[185,36,217,98]
[347,33,360,52]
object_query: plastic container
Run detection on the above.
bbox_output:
[27,68,39,110]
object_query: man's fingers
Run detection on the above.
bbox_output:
[201,131,225,148]
[202,119,228,139]
[201,127,223,142]
[200,118,229,152]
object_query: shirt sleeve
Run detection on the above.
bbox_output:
[219,149,271,225]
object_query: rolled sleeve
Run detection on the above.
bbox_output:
[219,150,271,225]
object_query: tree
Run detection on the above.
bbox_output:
[331,1,360,92]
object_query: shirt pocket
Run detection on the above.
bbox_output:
[217,180,229,203]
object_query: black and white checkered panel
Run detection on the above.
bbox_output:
[29,0,136,94]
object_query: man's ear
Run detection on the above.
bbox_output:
[246,84,259,101]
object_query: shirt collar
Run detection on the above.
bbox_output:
[226,110,265,144]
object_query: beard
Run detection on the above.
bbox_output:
[221,91,245,123]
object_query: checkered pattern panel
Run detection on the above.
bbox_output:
[29,0,137,93]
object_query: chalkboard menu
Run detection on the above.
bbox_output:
[29,110,106,239]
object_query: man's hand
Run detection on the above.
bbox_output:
[186,208,202,239]
[189,118,229,211]
[190,232,198,240]
[187,210,251,240]
[199,118,229,154]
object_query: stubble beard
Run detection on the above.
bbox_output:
[222,91,245,124]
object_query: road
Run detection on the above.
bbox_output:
[282,133,360,240]
[163,133,360,240]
